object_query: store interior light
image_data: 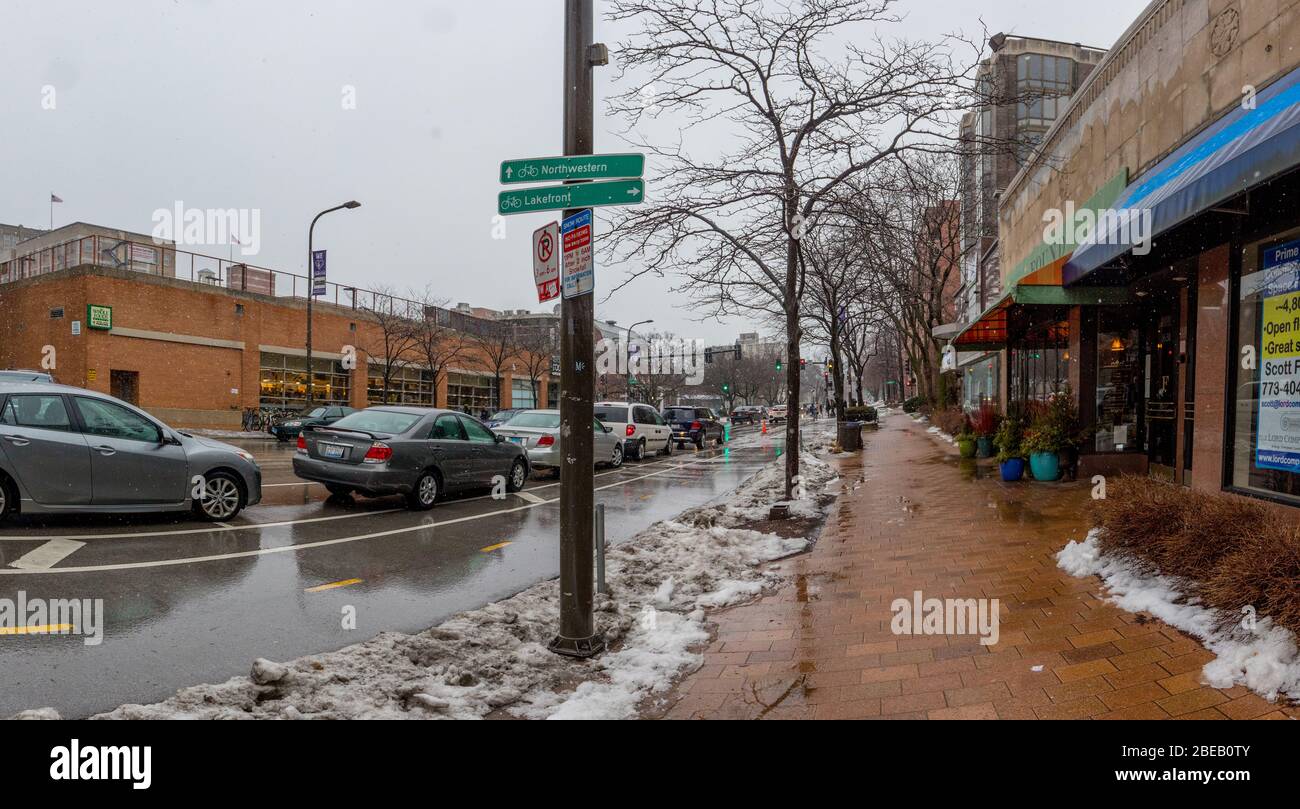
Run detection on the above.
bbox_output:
[1110,337,1124,352]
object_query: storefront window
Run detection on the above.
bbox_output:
[961,353,1001,410]
[1008,319,1069,404]
[447,372,495,414]
[511,378,536,409]
[368,365,435,406]
[547,375,560,409]
[260,352,349,410]
[1095,309,1141,453]
[1230,228,1300,503]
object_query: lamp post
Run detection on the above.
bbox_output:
[306,201,360,407]
[625,318,653,402]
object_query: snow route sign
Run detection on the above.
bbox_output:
[561,209,594,299]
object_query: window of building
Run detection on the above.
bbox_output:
[961,353,1001,410]
[447,372,495,414]
[1009,318,1070,405]
[260,352,350,410]
[368,365,435,406]
[547,375,560,408]
[511,377,536,409]
[1230,227,1300,504]
[1095,309,1141,453]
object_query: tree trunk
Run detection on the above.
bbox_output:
[784,237,800,501]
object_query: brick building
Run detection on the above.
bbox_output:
[0,225,555,429]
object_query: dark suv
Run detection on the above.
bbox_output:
[730,405,765,425]
[662,406,726,449]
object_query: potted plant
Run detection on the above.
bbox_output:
[993,416,1025,482]
[955,417,977,459]
[1044,389,1090,482]
[971,402,1001,459]
[1021,420,1064,481]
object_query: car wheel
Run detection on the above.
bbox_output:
[695,433,706,450]
[407,470,439,511]
[325,484,353,497]
[0,474,16,524]
[506,459,527,493]
[628,438,644,461]
[661,437,674,456]
[194,471,245,521]
[610,443,624,468]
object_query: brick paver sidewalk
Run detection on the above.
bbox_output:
[657,415,1298,720]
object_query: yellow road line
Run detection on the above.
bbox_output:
[480,542,512,553]
[304,578,362,593]
[0,624,74,635]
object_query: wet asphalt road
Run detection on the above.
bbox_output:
[0,423,789,718]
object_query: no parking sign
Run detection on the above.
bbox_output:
[532,222,560,303]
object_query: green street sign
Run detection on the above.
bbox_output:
[498,180,645,216]
[500,154,644,185]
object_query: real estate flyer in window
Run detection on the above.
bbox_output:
[1256,238,1300,472]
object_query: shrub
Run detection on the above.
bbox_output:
[971,402,1001,437]
[844,405,876,423]
[993,416,1023,463]
[902,396,925,414]
[931,406,969,438]
[1092,475,1300,636]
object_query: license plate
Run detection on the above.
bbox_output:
[508,436,525,445]
[321,443,347,459]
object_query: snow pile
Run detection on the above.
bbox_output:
[90,454,836,722]
[185,428,276,440]
[925,425,956,445]
[1058,531,1300,702]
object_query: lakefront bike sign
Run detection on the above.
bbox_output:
[498,179,644,216]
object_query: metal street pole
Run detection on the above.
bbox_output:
[305,201,360,407]
[550,0,604,658]
[625,318,653,402]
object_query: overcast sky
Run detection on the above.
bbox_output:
[2,0,1146,344]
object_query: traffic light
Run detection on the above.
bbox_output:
[826,359,834,371]
[722,383,730,393]
[800,358,807,369]
[775,359,783,372]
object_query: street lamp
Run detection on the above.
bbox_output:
[306,201,361,407]
[625,318,653,402]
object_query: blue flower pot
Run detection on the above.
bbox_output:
[999,458,1025,482]
[1029,452,1060,482]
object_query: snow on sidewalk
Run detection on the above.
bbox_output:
[77,453,838,721]
[1058,531,1300,703]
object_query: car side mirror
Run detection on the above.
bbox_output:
[495,434,504,443]
[603,424,612,433]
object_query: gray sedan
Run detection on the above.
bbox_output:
[493,409,625,471]
[0,382,262,523]
[292,407,529,510]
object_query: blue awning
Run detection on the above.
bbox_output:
[1065,63,1300,285]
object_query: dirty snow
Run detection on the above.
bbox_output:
[1058,530,1300,703]
[925,425,956,445]
[71,451,837,722]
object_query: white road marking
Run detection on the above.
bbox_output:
[514,491,547,504]
[0,456,731,574]
[8,538,86,570]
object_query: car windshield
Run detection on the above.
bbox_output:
[489,411,515,421]
[305,408,327,418]
[664,408,694,418]
[330,410,421,435]
[506,412,561,429]
[593,406,628,423]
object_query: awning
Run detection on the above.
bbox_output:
[950,293,1013,352]
[1066,62,1300,285]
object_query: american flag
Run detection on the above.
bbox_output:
[50,193,63,203]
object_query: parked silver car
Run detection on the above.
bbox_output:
[0,382,262,523]
[493,409,625,470]
[292,406,529,509]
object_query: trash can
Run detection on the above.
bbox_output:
[838,420,864,451]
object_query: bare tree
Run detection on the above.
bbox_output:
[606,0,975,497]
[510,318,560,407]
[469,320,521,415]
[359,287,419,405]
[410,290,468,408]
